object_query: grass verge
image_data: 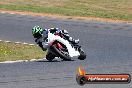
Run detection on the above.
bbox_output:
[0,0,132,21]
[0,42,45,62]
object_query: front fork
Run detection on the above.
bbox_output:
[73,44,81,52]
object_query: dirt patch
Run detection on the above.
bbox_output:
[0,1,9,5]
[0,9,132,24]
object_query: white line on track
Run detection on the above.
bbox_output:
[29,44,35,46]
[10,13,15,14]
[1,12,5,13]
[0,58,61,63]
[23,42,28,45]
[0,59,45,64]
[0,39,37,46]
[14,42,21,44]
[21,14,26,15]
[5,41,11,43]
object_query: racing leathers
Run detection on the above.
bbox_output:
[34,28,79,51]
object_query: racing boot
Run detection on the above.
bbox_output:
[69,37,79,45]
[61,30,79,44]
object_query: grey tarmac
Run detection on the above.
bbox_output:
[0,13,132,88]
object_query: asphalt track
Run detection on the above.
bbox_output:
[0,13,132,88]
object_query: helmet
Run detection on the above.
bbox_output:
[32,26,43,38]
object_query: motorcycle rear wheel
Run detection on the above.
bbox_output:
[46,53,55,61]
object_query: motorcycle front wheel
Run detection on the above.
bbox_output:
[78,49,86,60]
[52,45,71,61]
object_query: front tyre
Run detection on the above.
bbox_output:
[78,49,86,60]
[52,45,71,61]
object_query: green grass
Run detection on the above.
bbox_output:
[0,42,45,62]
[0,0,132,21]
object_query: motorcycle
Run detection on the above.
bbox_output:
[42,31,86,61]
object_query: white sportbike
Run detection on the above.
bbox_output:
[42,31,86,61]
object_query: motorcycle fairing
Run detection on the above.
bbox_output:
[42,33,80,57]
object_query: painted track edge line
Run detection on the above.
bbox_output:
[0,58,46,63]
[0,39,36,46]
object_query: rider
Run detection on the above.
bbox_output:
[32,26,79,51]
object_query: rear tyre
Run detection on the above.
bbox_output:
[46,53,55,61]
